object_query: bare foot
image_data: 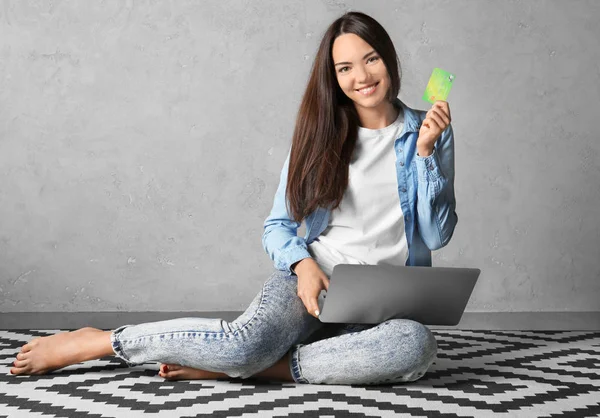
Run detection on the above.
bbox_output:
[158,363,229,381]
[10,327,113,376]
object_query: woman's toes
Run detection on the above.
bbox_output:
[162,372,176,380]
[10,365,29,375]
[158,370,176,380]
[160,363,181,373]
[13,359,29,368]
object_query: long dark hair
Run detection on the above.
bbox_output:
[286,11,402,222]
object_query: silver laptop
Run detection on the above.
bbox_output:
[316,264,480,326]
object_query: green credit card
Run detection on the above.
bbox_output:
[422,67,455,104]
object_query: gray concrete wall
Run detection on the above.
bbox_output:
[1,0,598,315]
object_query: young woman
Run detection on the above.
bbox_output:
[10,11,457,385]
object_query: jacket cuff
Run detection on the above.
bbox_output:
[416,148,444,183]
[281,247,313,275]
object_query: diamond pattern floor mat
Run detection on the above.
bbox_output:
[1,329,599,417]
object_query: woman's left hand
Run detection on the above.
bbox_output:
[417,101,451,155]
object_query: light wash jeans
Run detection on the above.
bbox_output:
[110,270,438,385]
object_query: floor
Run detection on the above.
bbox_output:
[1,329,599,417]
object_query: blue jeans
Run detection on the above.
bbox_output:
[110,270,438,385]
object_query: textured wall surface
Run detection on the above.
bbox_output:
[1,0,599,313]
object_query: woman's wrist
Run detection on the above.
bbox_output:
[417,145,434,157]
[292,258,313,274]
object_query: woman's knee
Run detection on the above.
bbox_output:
[411,320,437,360]
[386,319,438,376]
[393,319,436,351]
[228,271,317,375]
[232,308,304,371]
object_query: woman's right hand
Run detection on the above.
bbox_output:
[294,258,330,319]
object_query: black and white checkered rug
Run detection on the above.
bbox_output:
[1,329,599,417]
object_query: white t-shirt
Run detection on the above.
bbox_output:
[307,107,409,278]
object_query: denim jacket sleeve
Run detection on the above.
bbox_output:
[262,149,313,274]
[414,123,458,250]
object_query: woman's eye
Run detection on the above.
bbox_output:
[338,57,378,73]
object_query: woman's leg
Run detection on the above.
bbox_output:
[11,270,325,379]
[109,270,325,379]
[11,328,116,375]
[288,319,438,385]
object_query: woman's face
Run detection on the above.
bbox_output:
[332,33,390,109]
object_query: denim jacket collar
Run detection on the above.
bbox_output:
[393,97,424,134]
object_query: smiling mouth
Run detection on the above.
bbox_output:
[356,82,379,91]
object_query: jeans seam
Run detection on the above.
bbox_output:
[110,326,139,367]
[111,272,275,349]
[290,344,309,384]
[237,272,273,333]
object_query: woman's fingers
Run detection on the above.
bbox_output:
[427,108,448,128]
[299,293,320,318]
[427,113,444,130]
[307,301,320,318]
[425,114,443,131]
[432,107,450,125]
[434,101,451,121]
[310,295,320,317]
[297,270,329,319]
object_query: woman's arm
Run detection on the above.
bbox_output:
[414,123,458,250]
[262,149,313,274]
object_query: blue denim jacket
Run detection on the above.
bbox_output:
[262,97,458,275]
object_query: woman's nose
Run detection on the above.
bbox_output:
[354,66,370,82]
